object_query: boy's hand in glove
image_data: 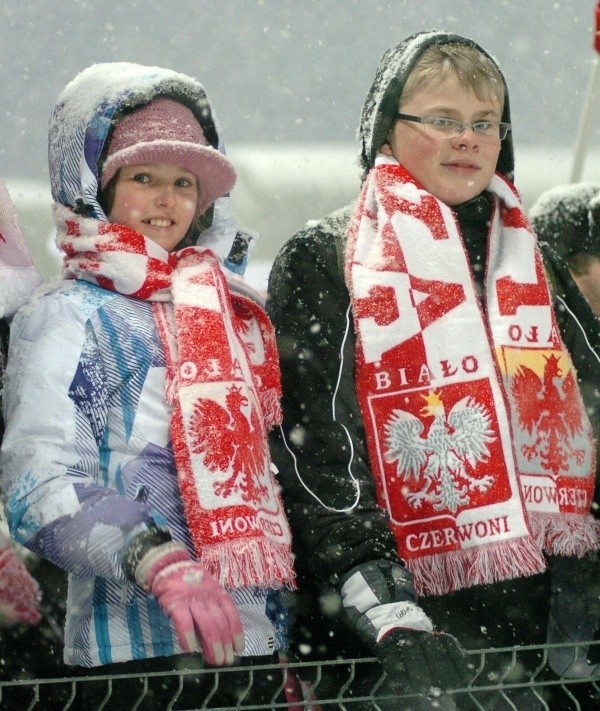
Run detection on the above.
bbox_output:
[340,560,471,695]
[377,626,469,695]
[135,541,245,666]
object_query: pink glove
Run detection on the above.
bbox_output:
[135,541,245,666]
[0,536,41,626]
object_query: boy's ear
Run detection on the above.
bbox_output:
[380,141,394,157]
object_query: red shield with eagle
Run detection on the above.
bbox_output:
[502,346,592,479]
[369,379,513,524]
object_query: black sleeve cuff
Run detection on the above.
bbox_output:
[122,526,172,580]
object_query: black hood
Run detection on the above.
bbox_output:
[357,30,514,181]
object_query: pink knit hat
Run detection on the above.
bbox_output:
[101,97,237,216]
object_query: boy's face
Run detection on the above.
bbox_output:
[108,163,198,252]
[381,72,503,206]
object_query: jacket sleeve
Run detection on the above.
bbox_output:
[0,290,164,582]
[266,219,401,588]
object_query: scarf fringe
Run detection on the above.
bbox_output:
[405,535,547,597]
[200,538,297,590]
[259,387,282,430]
[530,512,600,558]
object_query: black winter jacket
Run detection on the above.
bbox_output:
[268,203,398,586]
[267,192,600,662]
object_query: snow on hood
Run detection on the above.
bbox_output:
[530,182,600,259]
[357,30,514,181]
[48,62,224,220]
[48,62,255,274]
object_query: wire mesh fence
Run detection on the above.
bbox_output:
[1,640,599,710]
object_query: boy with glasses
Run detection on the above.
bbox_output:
[267,31,600,709]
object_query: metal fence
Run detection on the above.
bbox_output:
[1,641,599,710]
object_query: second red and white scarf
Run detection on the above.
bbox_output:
[346,156,598,596]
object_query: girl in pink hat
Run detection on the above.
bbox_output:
[0,63,297,709]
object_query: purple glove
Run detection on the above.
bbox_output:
[135,541,245,666]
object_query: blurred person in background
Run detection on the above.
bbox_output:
[0,176,65,708]
[0,175,43,631]
[530,183,600,706]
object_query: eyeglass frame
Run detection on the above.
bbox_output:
[394,112,511,140]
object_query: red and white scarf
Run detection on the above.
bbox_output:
[55,204,296,590]
[346,156,599,596]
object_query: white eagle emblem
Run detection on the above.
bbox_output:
[384,391,496,513]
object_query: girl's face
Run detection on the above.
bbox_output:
[108,163,198,252]
[381,72,503,206]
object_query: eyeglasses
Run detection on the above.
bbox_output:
[395,113,511,140]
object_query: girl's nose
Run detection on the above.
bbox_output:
[156,184,176,206]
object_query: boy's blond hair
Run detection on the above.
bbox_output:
[400,43,505,110]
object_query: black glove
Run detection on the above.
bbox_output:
[377,627,470,695]
[340,560,471,695]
